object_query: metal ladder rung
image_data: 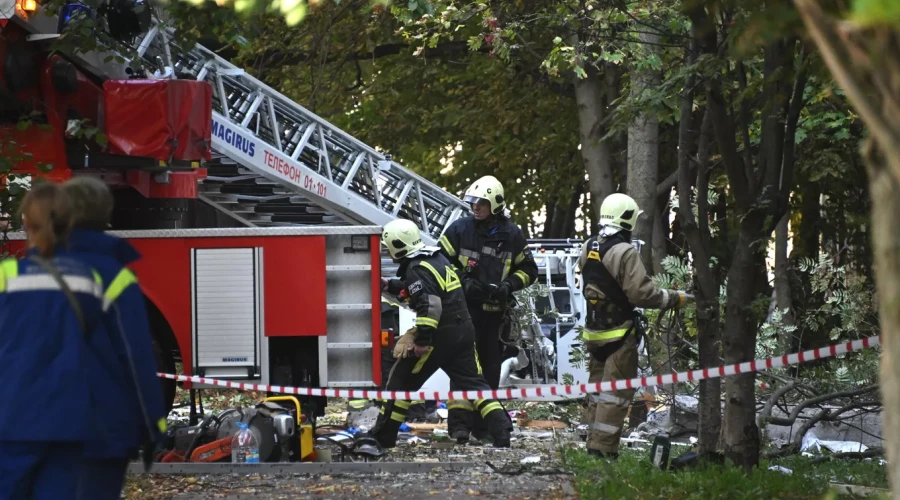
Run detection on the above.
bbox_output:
[325,265,372,271]
[326,304,373,310]
[326,342,374,349]
[326,381,377,388]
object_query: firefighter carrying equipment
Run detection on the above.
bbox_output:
[439,188,536,442]
[577,231,691,350]
[372,223,513,449]
[577,197,695,456]
[393,327,418,359]
[464,175,506,215]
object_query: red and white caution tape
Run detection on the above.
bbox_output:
[158,335,880,401]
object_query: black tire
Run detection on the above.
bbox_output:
[152,334,177,416]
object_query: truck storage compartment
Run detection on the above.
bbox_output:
[192,247,261,378]
[103,79,212,162]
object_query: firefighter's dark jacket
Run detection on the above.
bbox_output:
[438,216,538,306]
[396,250,470,347]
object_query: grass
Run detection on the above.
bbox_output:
[561,447,889,499]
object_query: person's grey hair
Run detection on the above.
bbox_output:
[63,176,114,231]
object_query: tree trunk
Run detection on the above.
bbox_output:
[573,57,616,219]
[863,141,900,497]
[676,109,722,456]
[627,31,661,270]
[774,213,795,354]
[722,219,765,471]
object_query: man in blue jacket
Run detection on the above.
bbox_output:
[63,177,167,497]
[0,182,106,499]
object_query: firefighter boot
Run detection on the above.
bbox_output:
[351,433,387,460]
[480,400,513,448]
[451,430,470,444]
[369,400,409,449]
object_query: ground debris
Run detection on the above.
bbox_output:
[131,398,579,499]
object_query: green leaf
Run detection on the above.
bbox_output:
[850,0,900,26]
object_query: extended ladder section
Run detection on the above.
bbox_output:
[129,23,467,244]
[528,240,588,385]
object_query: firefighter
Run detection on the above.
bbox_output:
[578,193,693,459]
[438,175,538,443]
[62,177,166,496]
[0,183,106,499]
[360,218,512,450]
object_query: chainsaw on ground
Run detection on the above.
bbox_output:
[156,396,314,463]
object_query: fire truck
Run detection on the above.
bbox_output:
[0,0,598,422]
[0,0,474,417]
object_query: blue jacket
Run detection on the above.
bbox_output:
[66,229,167,459]
[0,249,105,442]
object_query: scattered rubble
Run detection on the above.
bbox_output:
[137,389,885,499]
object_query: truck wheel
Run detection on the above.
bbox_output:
[153,335,177,416]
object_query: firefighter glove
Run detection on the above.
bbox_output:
[385,279,406,296]
[674,291,695,308]
[490,282,512,303]
[393,327,417,359]
[462,275,490,301]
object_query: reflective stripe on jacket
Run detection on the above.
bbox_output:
[0,251,105,442]
[399,251,471,347]
[438,215,537,311]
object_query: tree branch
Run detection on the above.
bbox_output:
[687,6,753,210]
[764,385,878,427]
[757,381,797,430]
[780,45,810,201]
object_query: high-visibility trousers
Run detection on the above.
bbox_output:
[447,307,514,437]
[370,317,512,447]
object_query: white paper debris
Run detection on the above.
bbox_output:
[520,456,541,464]
[768,465,793,475]
[801,432,868,454]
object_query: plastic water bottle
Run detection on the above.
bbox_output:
[231,422,260,463]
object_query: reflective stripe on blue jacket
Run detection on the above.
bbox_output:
[0,250,105,442]
[66,229,166,459]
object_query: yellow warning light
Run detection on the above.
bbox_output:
[20,0,38,12]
